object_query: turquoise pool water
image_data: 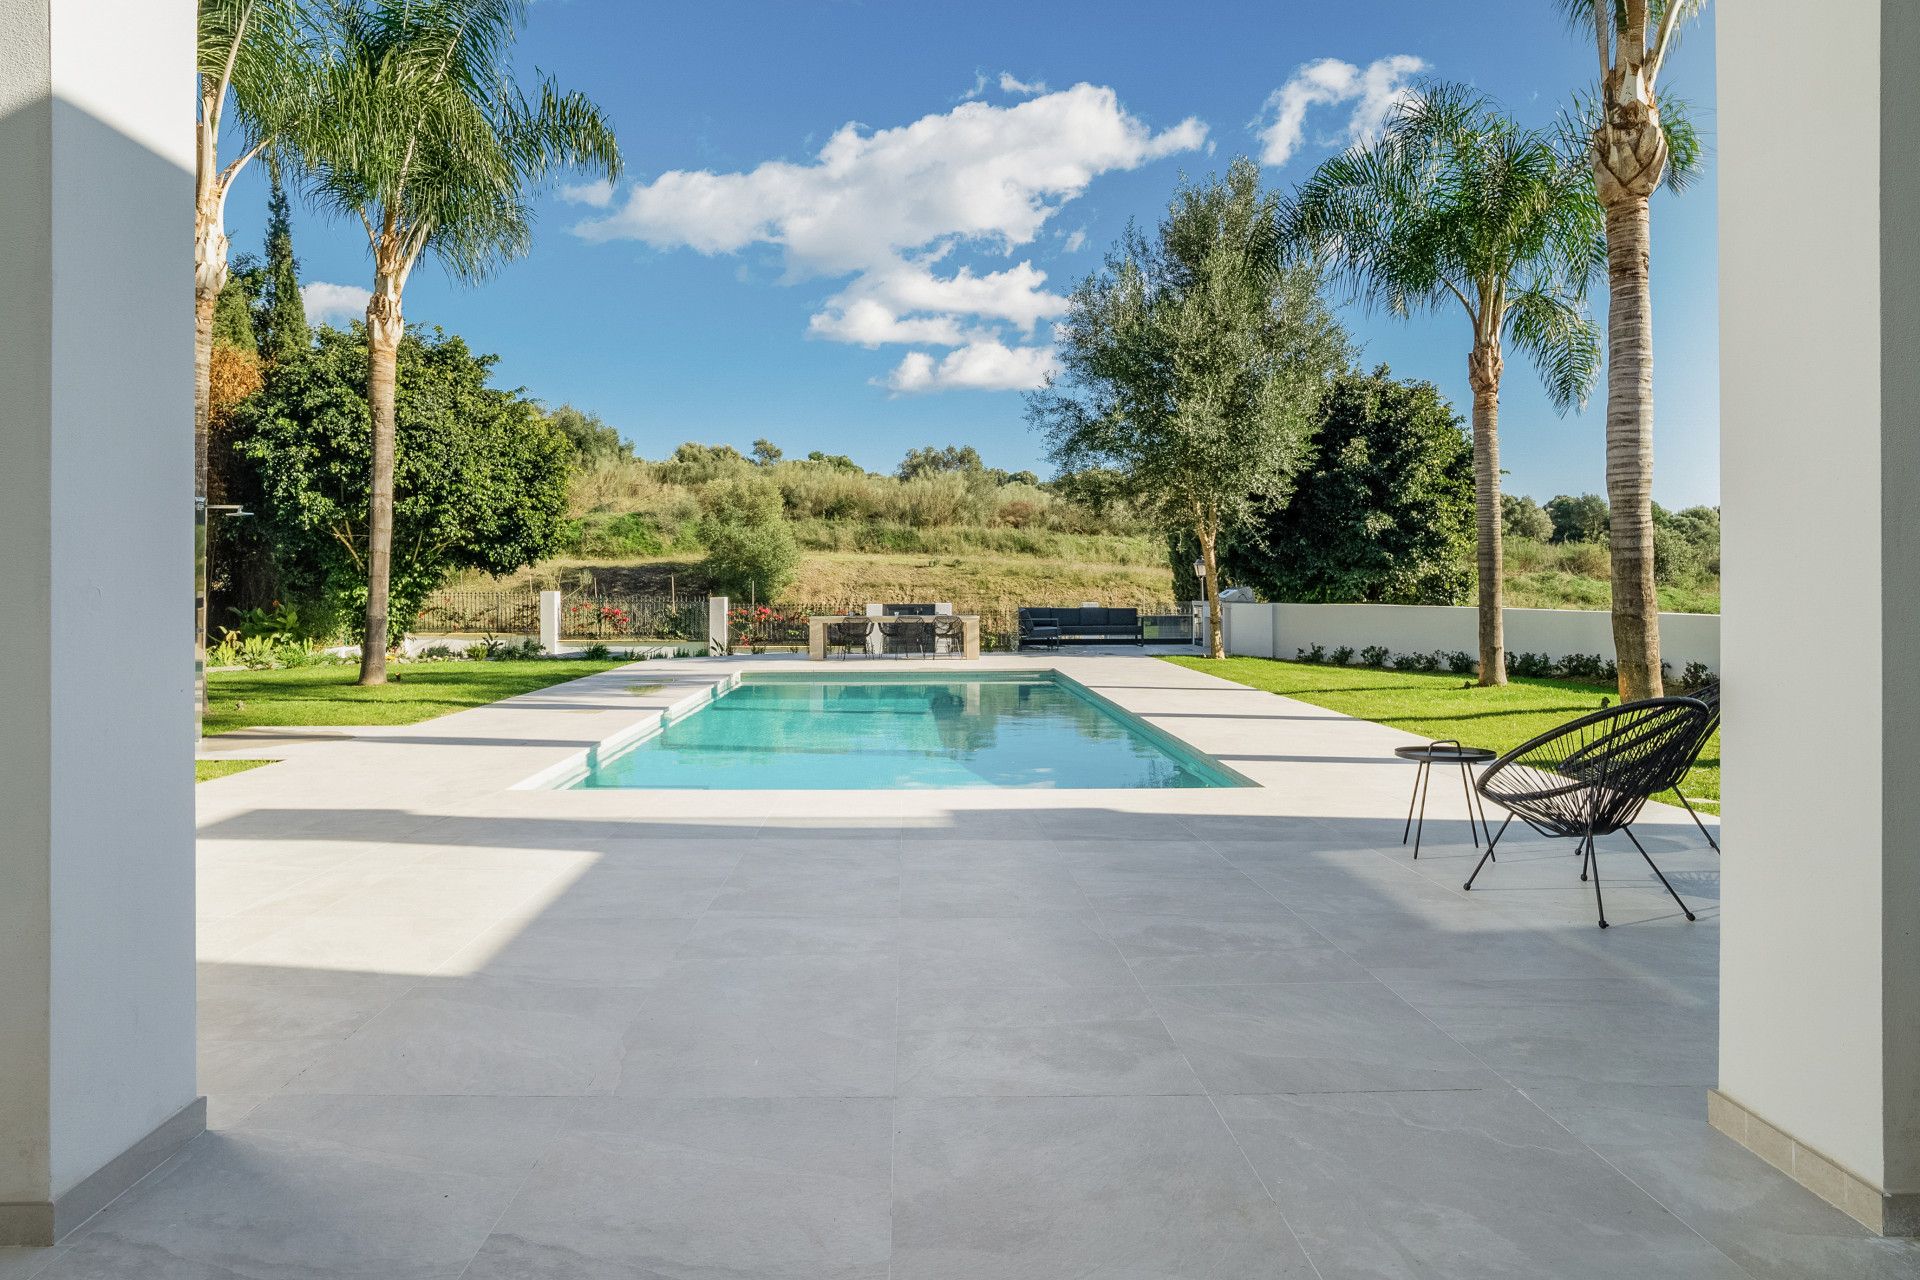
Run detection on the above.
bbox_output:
[568,673,1246,790]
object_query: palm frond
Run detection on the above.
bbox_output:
[1504,287,1601,414]
[297,0,621,287]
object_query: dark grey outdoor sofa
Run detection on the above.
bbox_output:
[1017,607,1144,649]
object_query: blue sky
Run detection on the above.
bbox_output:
[228,0,1721,507]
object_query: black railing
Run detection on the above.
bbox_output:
[413,589,539,636]
[560,595,706,641]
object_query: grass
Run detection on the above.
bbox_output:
[203,659,631,735]
[1166,655,1719,809]
[195,758,276,782]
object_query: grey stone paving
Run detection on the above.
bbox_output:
[4,655,1914,1279]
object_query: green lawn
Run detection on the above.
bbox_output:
[1166,655,1719,809]
[195,758,276,782]
[203,659,631,735]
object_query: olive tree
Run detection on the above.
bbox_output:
[1029,158,1350,658]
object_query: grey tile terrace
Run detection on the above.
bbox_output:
[6,653,1913,1279]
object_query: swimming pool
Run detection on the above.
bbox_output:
[564,672,1248,790]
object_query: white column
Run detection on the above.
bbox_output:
[708,596,730,656]
[1715,0,1920,1234]
[0,0,200,1246]
[538,590,562,654]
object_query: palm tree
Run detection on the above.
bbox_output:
[304,0,620,683]
[196,0,311,668]
[1287,84,1603,686]
[1556,0,1708,701]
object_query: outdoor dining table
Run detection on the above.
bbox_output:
[806,614,981,660]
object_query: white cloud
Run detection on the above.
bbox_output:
[300,281,373,324]
[881,340,1060,394]
[998,71,1047,96]
[1254,54,1426,167]
[1062,228,1087,253]
[574,83,1203,392]
[559,178,614,208]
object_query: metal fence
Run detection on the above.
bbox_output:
[560,595,706,642]
[413,589,539,636]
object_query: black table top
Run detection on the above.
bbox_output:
[1393,743,1497,764]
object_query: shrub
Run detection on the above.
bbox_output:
[1328,645,1355,666]
[1443,650,1476,675]
[1507,651,1556,678]
[415,643,462,660]
[1359,645,1391,668]
[1557,652,1617,682]
[699,477,800,599]
[581,642,614,660]
[1298,644,1328,664]
[1393,650,1442,673]
[1680,660,1715,690]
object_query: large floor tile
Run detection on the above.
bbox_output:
[899,859,1090,918]
[442,914,695,985]
[1383,973,1718,1088]
[617,955,896,1097]
[1069,868,1291,920]
[900,916,1135,990]
[1095,912,1367,986]
[1216,1088,1750,1279]
[196,962,418,1042]
[706,853,901,917]
[42,1095,569,1280]
[897,985,1203,1097]
[892,1095,1316,1279]
[1516,1078,1920,1280]
[1148,980,1496,1094]
[674,913,898,961]
[288,977,651,1095]
[467,1097,892,1280]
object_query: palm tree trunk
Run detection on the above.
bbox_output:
[359,289,402,685]
[1468,342,1506,687]
[1603,192,1663,701]
[1200,525,1223,660]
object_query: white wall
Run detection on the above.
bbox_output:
[1719,0,1918,1208]
[0,0,198,1234]
[1219,602,1720,675]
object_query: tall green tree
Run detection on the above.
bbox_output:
[1228,368,1474,607]
[304,0,620,682]
[196,0,316,676]
[1288,83,1603,685]
[1555,0,1708,700]
[233,326,573,641]
[1031,158,1351,658]
[258,154,310,361]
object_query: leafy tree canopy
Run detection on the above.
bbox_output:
[1030,156,1352,578]
[1225,367,1474,605]
[751,438,783,465]
[1545,492,1612,543]
[658,441,750,484]
[1502,494,1555,542]
[547,404,632,467]
[232,325,572,642]
[697,476,798,599]
[804,450,863,473]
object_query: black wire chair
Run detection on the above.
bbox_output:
[930,615,966,658]
[1658,680,1720,851]
[825,617,872,659]
[878,619,931,658]
[1465,696,1711,928]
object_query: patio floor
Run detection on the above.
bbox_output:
[7,653,1916,1279]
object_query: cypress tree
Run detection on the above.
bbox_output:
[258,155,309,361]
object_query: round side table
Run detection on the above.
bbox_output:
[1394,741,1496,859]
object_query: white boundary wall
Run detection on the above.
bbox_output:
[1219,602,1719,675]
